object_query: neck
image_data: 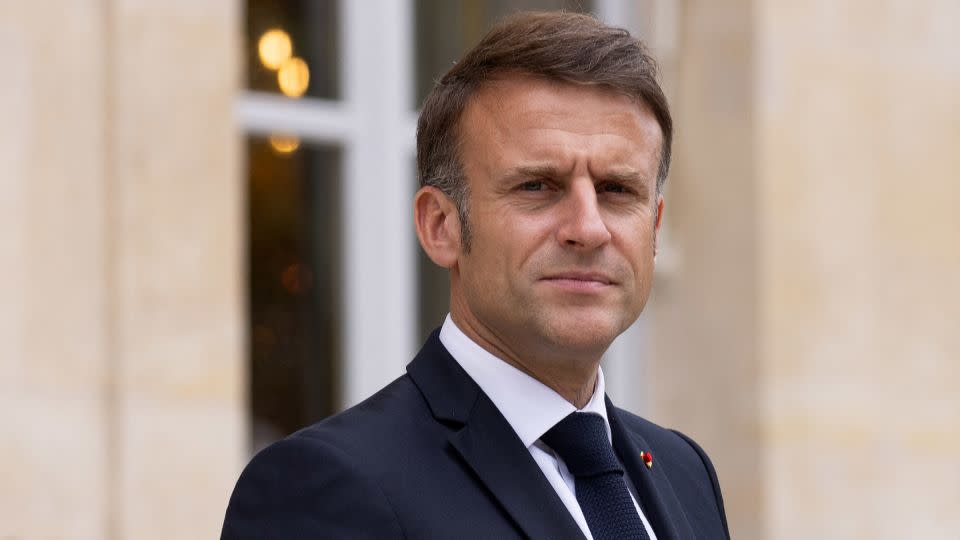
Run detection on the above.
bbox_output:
[449,311,601,409]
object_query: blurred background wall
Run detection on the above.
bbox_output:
[1,1,957,538]
[1,1,244,539]
[652,2,960,538]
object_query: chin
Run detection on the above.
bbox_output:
[539,311,626,354]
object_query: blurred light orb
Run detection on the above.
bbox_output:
[258,29,293,70]
[277,57,310,97]
[269,134,301,154]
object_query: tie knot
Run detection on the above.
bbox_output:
[541,412,623,478]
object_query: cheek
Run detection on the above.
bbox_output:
[480,215,550,265]
[461,230,516,292]
[614,223,657,271]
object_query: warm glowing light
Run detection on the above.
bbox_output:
[258,29,292,70]
[277,57,310,98]
[269,134,301,154]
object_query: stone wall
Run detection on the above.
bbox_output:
[0,2,245,539]
[652,1,960,538]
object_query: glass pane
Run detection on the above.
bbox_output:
[247,136,341,453]
[414,0,594,107]
[246,0,339,100]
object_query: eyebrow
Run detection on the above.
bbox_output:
[498,164,651,188]
[499,164,564,183]
[599,168,646,185]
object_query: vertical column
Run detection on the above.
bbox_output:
[756,2,960,537]
[649,1,764,539]
[655,1,960,539]
[108,0,245,538]
[0,2,109,539]
[340,0,416,408]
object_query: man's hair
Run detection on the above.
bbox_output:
[416,11,672,250]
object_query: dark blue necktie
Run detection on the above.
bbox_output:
[541,412,650,540]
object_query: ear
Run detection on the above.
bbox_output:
[654,195,665,255]
[414,186,461,268]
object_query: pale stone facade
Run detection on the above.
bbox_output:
[652,1,960,539]
[0,1,244,539]
[1,1,957,539]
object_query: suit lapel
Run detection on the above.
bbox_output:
[606,397,696,540]
[450,395,585,539]
[408,332,585,539]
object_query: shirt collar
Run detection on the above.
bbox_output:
[439,314,611,448]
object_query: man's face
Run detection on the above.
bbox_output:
[450,75,664,361]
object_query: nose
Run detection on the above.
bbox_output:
[556,179,612,250]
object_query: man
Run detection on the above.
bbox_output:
[223,12,729,540]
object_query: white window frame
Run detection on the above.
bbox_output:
[237,0,663,411]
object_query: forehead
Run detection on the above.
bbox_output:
[459,75,663,171]
[470,75,644,123]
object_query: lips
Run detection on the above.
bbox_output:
[540,271,616,286]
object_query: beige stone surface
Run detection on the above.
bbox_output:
[1,1,244,538]
[649,1,764,538]
[108,0,245,538]
[0,2,109,539]
[117,397,244,539]
[654,1,959,539]
[1,395,109,540]
[757,1,960,538]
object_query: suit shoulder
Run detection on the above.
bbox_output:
[222,434,405,539]
[290,373,428,454]
[612,407,730,539]
[611,407,696,454]
[221,378,422,539]
[668,428,730,538]
[612,407,719,477]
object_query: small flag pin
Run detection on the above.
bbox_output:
[640,451,654,469]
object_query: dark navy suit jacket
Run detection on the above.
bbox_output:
[221,331,730,539]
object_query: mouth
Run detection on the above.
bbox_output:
[539,272,617,292]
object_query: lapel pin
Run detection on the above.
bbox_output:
[640,451,654,470]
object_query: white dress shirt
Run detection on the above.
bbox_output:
[439,315,657,540]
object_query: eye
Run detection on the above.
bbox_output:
[598,182,630,194]
[519,180,547,191]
